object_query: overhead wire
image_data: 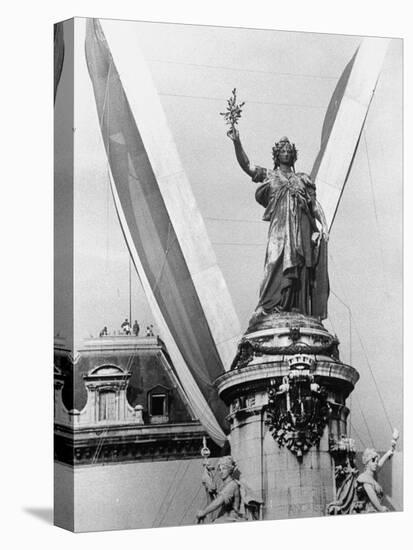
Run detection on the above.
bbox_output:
[328,289,353,437]
[364,132,390,299]
[148,58,339,81]
[151,461,186,527]
[179,483,204,525]
[329,128,396,403]
[212,241,266,247]
[156,460,193,527]
[353,322,395,433]
[353,393,375,448]
[328,287,382,448]
[330,290,352,365]
[205,216,263,224]
[349,421,367,449]
[159,91,325,110]
[329,256,395,434]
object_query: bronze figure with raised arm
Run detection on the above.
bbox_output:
[227,124,329,320]
[354,429,399,513]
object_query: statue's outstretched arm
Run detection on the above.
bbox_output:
[378,449,394,469]
[196,494,225,521]
[378,429,399,469]
[227,128,256,178]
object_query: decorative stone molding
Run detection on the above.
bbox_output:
[230,312,341,372]
[216,360,359,405]
[329,434,356,457]
[54,365,68,424]
[54,423,219,465]
[54,364,145,428]
[287,354,315,370]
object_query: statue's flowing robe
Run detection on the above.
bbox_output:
[354,472,384,513]
[252,167,329,319]
[214,479,243,523]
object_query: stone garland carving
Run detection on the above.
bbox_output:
[254,340,339,358]
[230,340,255,370]
[265,370,330,458]
[230,335,339,370]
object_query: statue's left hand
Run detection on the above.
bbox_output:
[311,232,321,245]
[322,228,329,242]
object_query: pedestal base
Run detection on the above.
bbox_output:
[215,312,359,520]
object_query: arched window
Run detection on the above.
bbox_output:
[83,364,130,424]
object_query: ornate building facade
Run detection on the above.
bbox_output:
[54,335,220,466]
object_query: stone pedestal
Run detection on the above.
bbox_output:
[215,312,359,520]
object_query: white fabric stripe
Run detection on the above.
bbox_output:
[315,38,390,228]
[100,20,241,372]
[108,167,227,446]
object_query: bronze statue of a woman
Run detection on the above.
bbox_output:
[226,126,329,320]
[354,429,399,513]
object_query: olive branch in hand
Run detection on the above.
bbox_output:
[219,88,245,129]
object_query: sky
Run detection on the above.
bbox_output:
[54,18,402,452]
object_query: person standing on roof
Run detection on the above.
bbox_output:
[121,318,131,335]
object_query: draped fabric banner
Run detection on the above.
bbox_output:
[85,19,241,445]
[54,22,65,103]
[311,38,390,229]
[310,52,356,183]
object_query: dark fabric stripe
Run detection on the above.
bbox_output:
[311,50,357,181]
[54,22,65,103]
[85,19,228,430]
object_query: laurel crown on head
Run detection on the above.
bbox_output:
[272,136,298,168]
